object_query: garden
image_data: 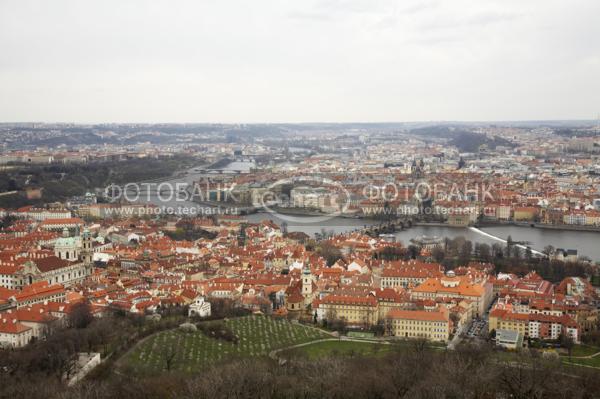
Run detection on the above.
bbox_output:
[122,315,331,373]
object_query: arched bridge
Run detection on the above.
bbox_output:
[359,217,414,237]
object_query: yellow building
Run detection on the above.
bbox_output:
[513,207,538,222]
[489,309,528,337]
[386,308,450,342]
[319,295,379,326]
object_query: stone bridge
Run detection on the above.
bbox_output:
[359,217,414,237]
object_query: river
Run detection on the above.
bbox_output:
[133,164,600,262]
[245,214,600,262]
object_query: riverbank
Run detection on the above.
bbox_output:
[413,220,600,234]
[476,221,600,233]
[252,207,363,219]
[414,222,467,228]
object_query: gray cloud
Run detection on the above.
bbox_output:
[0,0,599,123]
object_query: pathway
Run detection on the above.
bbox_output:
[268,337,391,360]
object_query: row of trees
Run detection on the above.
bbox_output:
[13,342,600,399]
[0,304,191,394]
[422,236,594,283]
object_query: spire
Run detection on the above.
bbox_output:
[302,258,311,275]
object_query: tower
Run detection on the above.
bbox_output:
[302,262,312,296]
[237,223,247,247]
[81,227,93,265]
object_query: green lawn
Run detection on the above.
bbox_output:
[123,316,330,373]
[560,344,600,358]
[562,355,600,368]
[283,340,394,359]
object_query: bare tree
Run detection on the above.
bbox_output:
[160,343,180,372]
[69,301,94,329]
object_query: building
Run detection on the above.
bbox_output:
[188,296,211,318]
[6,281,67,307]
[489,309,528,338]
[380,261,444,289]
[489,308,580,343]
[553,249,578,263]
[0,318,33,348]
[53,227,94,264]
[386,307,450,342]
[495,329,523,349]
[39,218,84,232]
[513,207,538,222]
[528,313,579,343]
[20,256,91,288]
[411,272,493,317]
[447,212,471,226]
[13,207,72,221]
[318,295,378,327]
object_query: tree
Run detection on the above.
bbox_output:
[407,245,420,259]
[317,243,343,266]
[432,247,445,263]
[478,243,491,262]
[378,246,406,261]
[492,243,504,259]
[370,321,385,337]
[458,240,473,265]
[560,333,575,360]
[0,215,17,230]
[543,245,555,258]
[506,235,513,258]
[411,338,428,354]
[160,343,181,372]
[449,313,461,332]
[68,301,94,329]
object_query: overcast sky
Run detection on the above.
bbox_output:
[0,0,599,123]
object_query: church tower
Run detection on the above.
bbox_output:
[302,262,312,296]
[81,227,93,265]
[237,223,247,247]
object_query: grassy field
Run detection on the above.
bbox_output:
[558,344,600,368]
[282,340,395,359]
[563,357,600,368]
[562,351,600,368]
[561,344,600,358]
[122,316,330,373]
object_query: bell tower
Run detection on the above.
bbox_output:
[81,227,93,265]
[302,262,312,296]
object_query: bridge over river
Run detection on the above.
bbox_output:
[358,217,416,237]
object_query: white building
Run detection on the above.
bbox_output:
[495,329,522,349]
[0,319,33,348]
[188,296,211,318]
